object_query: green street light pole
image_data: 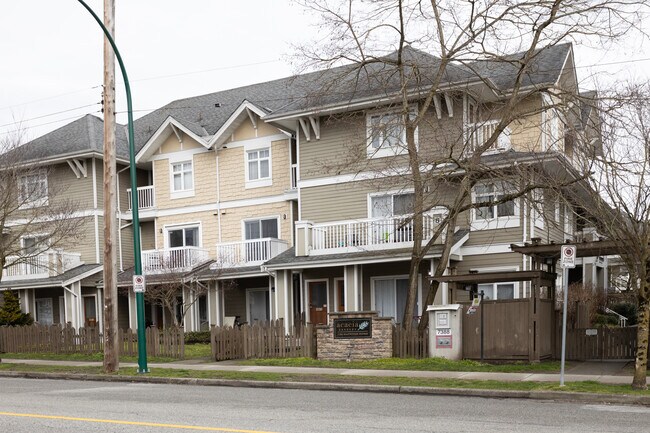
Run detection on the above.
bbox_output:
[77,0,148,373]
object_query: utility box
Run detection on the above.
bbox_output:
[427,304,463,360]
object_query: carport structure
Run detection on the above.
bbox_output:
[431,269,556,362]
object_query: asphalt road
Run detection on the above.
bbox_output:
[0,377,647,432]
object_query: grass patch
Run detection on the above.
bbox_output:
[0,343,212,363]
[0,362,646,395]
[239,357,564,373]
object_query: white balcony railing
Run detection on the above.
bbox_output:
[126,186,155,211]
[215,238,289,267]
[141,246,209,274]
[2,251,83,281]
[466,119,511,153]
[308,211,446,254]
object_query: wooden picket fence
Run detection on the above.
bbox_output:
[393,326,429,359]
[211,320,315,361]
[0,325,185,359]
[556,326,637,361]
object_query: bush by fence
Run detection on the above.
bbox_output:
[211,320,315,361]
[0,324,184,359]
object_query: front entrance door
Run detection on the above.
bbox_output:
[35,298,53,325]
[308,280,328,325]
[248,289,270,323]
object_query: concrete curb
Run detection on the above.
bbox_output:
[1,370,649,406]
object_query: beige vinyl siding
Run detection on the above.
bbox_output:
[465,226,524,247]
[298,101,464,181]
[226,119,279,143]
[119,224,134,269]
[219,202,292,245]
[455,252,523,274]
[46,162,96,210]
[54,215,98,264]
[139,221,156,251]
[482,95,544,153]
[218,137,291,201]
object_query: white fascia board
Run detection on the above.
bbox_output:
[136,116,209,163]
[208,101,268,149]
[262,79,489,123]
[553,45,574,89]
[61,266,104,287]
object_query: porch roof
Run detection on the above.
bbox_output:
[263,229,470,270]
[0,264,103,290]
[431,270,557,287]
[510,239,624,259]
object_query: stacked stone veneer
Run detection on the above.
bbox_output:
[316,311,393,361]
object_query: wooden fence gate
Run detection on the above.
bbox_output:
[557,327,637,361]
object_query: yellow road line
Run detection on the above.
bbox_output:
[0,411,280,433]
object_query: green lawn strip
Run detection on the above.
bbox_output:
[239,357,563,373]
[0,343,212,363]
[1,362,646,395]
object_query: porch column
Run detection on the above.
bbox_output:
[528,278,540,362]
[182,285,196,331]
[268,275,275,323]
[127,288,137,330]
[63,282,82,330]
[274,269,292,332]
[344,265,361,311]
[97,288,104,333]
[208,281,219,327]
[19,289,35,315]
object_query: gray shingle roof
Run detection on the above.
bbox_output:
[8,114,129,164]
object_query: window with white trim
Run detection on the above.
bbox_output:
[366,110,417,158]
[244,218,279,240]
[473,183,517,229]
[22,235,49,254]
[370,192,414,218]
[478,282,518,300]
[246,148,271,184]
[167,226,199,248]
[18,171,48,207]
[171,161,193,192]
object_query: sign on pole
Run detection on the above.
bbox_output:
[560,245,576,269]
[133,275,146,293]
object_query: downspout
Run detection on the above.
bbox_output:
[216,151,222,243]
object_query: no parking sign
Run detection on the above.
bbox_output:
[560,245,576,269]
[133,275,146,293]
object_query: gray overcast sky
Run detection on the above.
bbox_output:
[1,1,649,142]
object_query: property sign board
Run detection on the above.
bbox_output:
[561,245,576,269]
[333,318,372,339]
[133,275,146,293]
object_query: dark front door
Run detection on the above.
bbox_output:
[308,281,328,325]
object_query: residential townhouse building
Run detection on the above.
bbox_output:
[0,114,139,331]
[4,42,605,333]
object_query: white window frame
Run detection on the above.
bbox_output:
[472,266,520,300]
[241,215,281,241]
[244,145,272,188]
[18,170,48,208]
[163,222,202,249]
[471,182,520,230]
[366,108,418,159]
[370,274,422,323]
[367,190,415,218]
[169,159,194,199]
[21,233,49,255]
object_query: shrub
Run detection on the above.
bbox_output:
[184,331,211,344]
[593,313,619,327]
[609,302,638,326]
[0,291,34,326]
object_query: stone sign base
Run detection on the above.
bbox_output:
[316,311,393,361]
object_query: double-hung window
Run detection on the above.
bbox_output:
[171,161,193,197]
[18,171,48,207]
[246,148,271,187]
[367,110,416,158]
[244,218,279,261]
[370,192,415,243]
[473,183,518,230]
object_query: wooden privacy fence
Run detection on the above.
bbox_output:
[393,326,429,359]
[211,321,315,361]
[557,326,637,361]
[0,325,185,359]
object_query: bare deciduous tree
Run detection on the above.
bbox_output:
[0,133,84,283]
[294,0,646,330]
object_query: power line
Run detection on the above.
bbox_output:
[130,59,281,83]
[0,112,101,137]
[0,85,102,112]
[0,103,101,129]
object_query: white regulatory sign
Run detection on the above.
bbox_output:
[133,275,146,293]
[560,245,576,269]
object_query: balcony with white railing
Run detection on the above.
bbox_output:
[297,211,446,256]
[141,246,210,274]
[215,238,289,267]
[466,119,511,154]
[126,185,155,211]
[2,251,83,281]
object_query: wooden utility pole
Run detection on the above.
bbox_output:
[102,0,119,373]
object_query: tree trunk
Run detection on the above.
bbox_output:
[632,288,649,389]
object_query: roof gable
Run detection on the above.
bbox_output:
[135,116,210,163]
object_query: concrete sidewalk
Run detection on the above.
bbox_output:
[1,358,636,385]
